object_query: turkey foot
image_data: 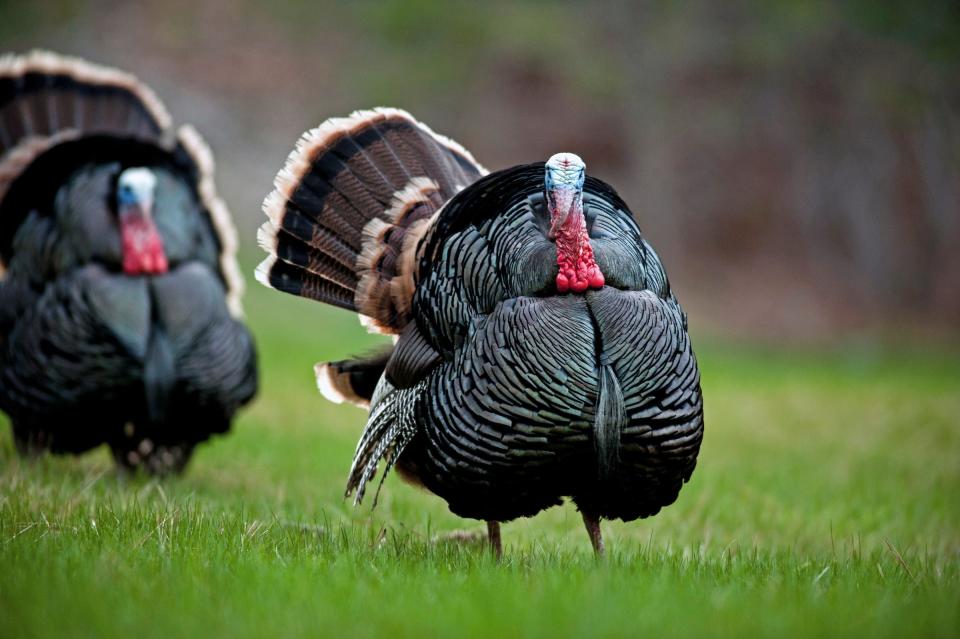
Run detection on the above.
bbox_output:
[111,439,194,476]
[432,521,502,559]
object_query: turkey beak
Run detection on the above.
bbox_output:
[120,197,153,222]
[548,187,576,239]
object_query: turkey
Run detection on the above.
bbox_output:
[257,108,703,555]
[0,51,258,474]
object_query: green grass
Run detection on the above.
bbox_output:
[1,270,958,638]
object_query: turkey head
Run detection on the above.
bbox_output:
[545,153,604,293]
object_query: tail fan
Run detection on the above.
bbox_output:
[0,50,171,205]
[256,107,487,335]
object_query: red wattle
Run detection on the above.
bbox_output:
[553,205,604,294]
[120,214,168,275]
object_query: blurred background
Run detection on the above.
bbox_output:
[2,0,958,344]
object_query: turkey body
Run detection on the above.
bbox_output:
[257,108,702,552]
[378,167,702,522]
[0,163,256,470]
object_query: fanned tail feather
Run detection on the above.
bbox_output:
[314,349,392,408]
[256,107,487,335]
[173,124,245,317]
[0,50,172,204]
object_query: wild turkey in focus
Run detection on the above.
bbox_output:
[0,51,258,473]
[257,108,703,555]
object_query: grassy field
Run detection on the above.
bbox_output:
[0,269,958,638]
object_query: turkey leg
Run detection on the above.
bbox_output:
[581,512,605,556]
[487,521,502,559]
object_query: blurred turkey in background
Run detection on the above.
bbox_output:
[6,0,956,343]
[0,51,259,472]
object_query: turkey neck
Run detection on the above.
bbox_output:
[119,207,168,275]
[553,199,604,294]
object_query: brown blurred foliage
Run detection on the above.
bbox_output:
[2,0,958,342]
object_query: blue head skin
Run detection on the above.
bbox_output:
[117,167,156,214]
[544,152,586,238]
